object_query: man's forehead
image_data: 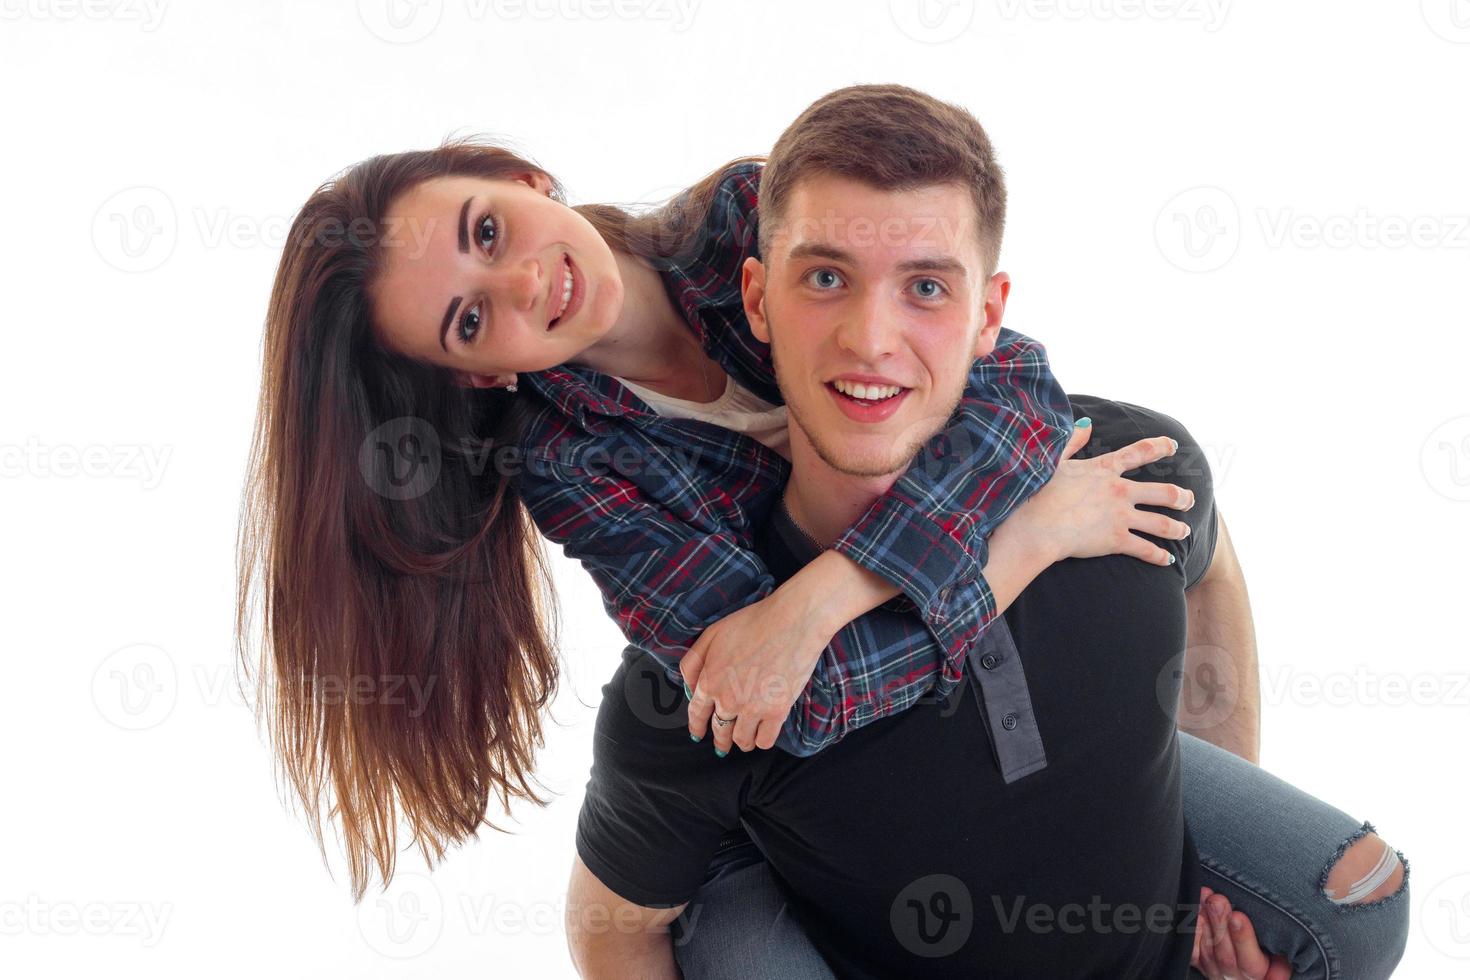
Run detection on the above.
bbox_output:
[771,175,979,269]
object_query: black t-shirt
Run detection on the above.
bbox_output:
[576,396,1215,978]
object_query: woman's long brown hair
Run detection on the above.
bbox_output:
[236,135,762,903]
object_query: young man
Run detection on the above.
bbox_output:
[564,86,1407,979]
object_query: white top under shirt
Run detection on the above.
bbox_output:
[614,373,792,460]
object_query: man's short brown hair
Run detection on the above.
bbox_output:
[758,83,1007,277]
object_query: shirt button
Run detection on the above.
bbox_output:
[1001,713,1019,731]
[980,653,999,670]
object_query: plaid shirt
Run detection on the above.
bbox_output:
[515,162,1072,755]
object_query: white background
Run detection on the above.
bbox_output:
[2,1,1468,976]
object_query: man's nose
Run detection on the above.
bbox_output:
[834,289,902,362]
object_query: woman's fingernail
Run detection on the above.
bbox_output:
[1168,553,1177,565]
[715,748,728,759]
[689,732,702,743]
[683,683,693,700]
[1169,438,1179,452]
[1075,417,1092,429]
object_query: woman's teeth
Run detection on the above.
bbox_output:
[552,258,573,322]
[831,379,903,401]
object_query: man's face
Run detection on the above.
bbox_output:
[743,174,1009,478]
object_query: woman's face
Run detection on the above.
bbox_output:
[371,172,624,386]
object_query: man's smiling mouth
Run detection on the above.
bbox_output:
[828,378,905,403]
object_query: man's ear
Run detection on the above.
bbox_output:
[514,170,555,196]
[741,256,771,343]
[973,271,1011,359]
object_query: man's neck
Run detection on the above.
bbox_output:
[782,423,903,549]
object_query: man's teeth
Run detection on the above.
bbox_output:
[831,379,902,401]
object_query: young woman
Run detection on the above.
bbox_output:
[236,135,1406,977]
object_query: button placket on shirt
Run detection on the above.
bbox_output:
[963,617,1047,783]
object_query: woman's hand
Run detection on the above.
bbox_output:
[679,550,897,756]
[1001,420,1196,568]
[680,583,836,757]
[1193,886,1294,979]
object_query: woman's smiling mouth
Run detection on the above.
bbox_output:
[548,253,581,330]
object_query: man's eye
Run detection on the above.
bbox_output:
[477,213,498,252]
[911,278,946,299]
[807,269,843,289]
[458,305,481,345]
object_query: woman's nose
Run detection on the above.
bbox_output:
[493,256,543,314]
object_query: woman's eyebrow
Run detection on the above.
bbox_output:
[437,197,477,351]
[457,197,473,253]
[439,297,463,352]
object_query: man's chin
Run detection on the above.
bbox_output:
[807,437,915,480]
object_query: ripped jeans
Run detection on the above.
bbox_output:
[670,732,1410,979]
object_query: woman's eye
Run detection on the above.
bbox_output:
[455,214,498,346]
[807,268,843,289]
[458,305,481,345]
[911,278,946,299]
[476,213,498,252]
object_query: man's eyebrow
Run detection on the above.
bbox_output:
[440,296,463,353]
[788,240,969,279]
[894,256,968,279]
[787,241,854,265]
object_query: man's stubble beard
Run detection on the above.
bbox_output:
[765,307,966,480]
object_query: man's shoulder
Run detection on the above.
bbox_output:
[1066,394,1210,488]
[1067,394,1196,454]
